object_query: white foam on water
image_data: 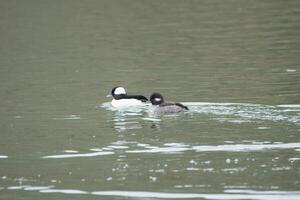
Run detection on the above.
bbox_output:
[182,102,262,106]
[271,166,291,171]
[0,155,8,158]
[289,158,300,162]
[225,189,300,195]
[286,69,297,72]
[221,168,247,173]
[183,102,300,124]
[126,146,190,154]
[137,143,151,147]
[193,143,300,152]
[89,148,103,152]
[91,191,206,198]
[91,190,300,199]
[7,185,31,190]
[257,127,271,130]
[107,145,129,149]
[5,185,300,200]
[277,104,300,108]
[52,115,81,120]
[102,101,300,128]
[63,150,79,153]
[40,141,300,160]
[164,143,190,147]
[186,167,200,171]
[40,189,88,194]
[125,142,300,154]
[114,124,142,131]
[42,151,114,158]
[124,112,143,116]
[143,117,161,122]
[24,186,54,191]
[111,140,137,145]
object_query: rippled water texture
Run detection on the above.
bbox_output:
[1,0,300,199]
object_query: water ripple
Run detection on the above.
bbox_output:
[42,142,300,159]
[52,115,81,120]
[192,143,300,152]
[102,102,300,130]
[126,142,300,154]
[185,102,300,124]
[42,151,114,159]
[0,155,8,159]
[40,189,88,194]
[126,146,190,154]
[5,185,300,200]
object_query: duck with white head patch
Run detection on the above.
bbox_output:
[107,87,148,108]
[149,92,189,114]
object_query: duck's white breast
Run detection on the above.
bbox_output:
[111,99,146,108]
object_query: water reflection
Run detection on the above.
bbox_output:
[0,155,8,159]
[101,102,300,131]
[111,111,144,132]
[5,184,300,199]
[52,115,81,120]
[186,102,300,124]
[7,136,300,199]
[101,102,161,132]
[42,140,300,158]
[125,142,300,154]
[42,151,114,159]
[38,101,300,174]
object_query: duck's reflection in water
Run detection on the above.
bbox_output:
[111,111,143,132]
[142,117,162,130]
[110,109,163,132]
[105,101,300,133]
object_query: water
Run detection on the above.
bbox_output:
[1,0,300,199]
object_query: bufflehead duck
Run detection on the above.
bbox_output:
[107,87,148,108]
[149,92,189,114]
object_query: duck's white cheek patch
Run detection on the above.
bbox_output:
[155,98,161,101]
[115,87,126,95]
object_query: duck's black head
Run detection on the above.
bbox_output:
[150,93,164,105]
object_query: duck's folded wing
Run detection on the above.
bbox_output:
[161,102,189,110]
[126,95,148,102]
[175,103,189,110]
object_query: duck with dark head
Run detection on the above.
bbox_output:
[149,92,188,114]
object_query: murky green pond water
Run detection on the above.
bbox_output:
[1,0,300,199]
